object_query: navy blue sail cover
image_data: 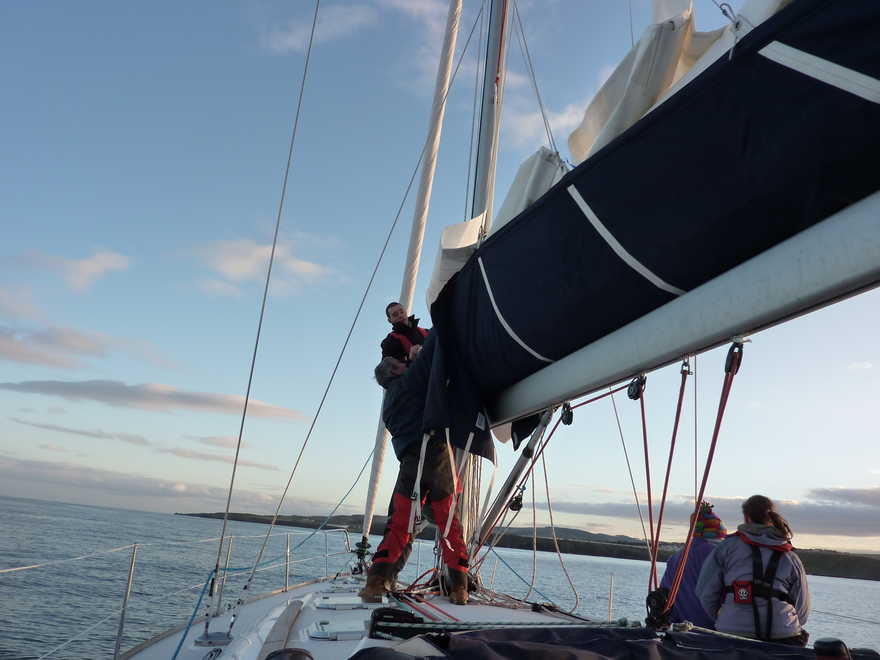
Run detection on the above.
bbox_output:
[424,0,880,457]
[350,627,879,659]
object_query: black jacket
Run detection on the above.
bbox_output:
[381,315,428,362]
[382,332,434,459]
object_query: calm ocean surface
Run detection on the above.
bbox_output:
[1,495,878,658]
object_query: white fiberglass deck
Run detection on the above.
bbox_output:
[123,575,605,660]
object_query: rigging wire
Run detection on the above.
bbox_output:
[694,354,698,505]
[512,0,558,155]
[220,8,488,632]
[663,342,744,614]
[627,0,635,47]
[609,388,652,557]
[290,447,375,552]
[540,452,581,613]
[649,362,691,592]
[207,0,321,624]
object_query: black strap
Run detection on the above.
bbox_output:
[750,546,764,639]
[746,545,789,640]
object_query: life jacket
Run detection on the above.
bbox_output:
[722,532,794,640]
[388,326,428,357]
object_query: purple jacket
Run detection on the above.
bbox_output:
[660,537,719,628]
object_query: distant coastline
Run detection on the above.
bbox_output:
[177,512,880,582]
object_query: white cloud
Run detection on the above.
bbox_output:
[0,328,79,369]
[19,250,130,291]
[0,287,43,321]
[197,278,242,298]
[263,4,379,54]
[196,239,331,296]
[39,443,69,453]
[10,417,152,446]
[0,379,306,420]
[65,251,131,291]
[185,434,245,449]
[847,361,873,371]
[159,447,279,471]
[503,99,587,149]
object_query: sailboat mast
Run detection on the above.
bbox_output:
[471,0,510,231]
[360,0,463,546]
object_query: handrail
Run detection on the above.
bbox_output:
[17,529,356,659]
[0,529,344,575]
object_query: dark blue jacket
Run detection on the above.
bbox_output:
[382,332,434,460]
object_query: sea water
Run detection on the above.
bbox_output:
[0,496,877,658]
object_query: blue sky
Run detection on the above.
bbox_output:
[1,0,877,553]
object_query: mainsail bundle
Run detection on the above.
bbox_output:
[428,0,880,448]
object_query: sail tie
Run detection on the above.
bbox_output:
[662,341,744,617]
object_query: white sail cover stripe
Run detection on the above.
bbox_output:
[759,41,880,104]
[567,185,686,296]
[477,257,553,363]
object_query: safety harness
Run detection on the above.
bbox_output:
[723,535,794,640]
[388,327,429,358]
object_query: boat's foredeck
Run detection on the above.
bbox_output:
[124,576,589,660]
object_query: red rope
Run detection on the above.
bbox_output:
[639,389,657,590]
[649,364,690,592]
[663,343,743,613]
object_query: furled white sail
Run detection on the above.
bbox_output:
[489,146,566,236]
[426,147,565,308]
[425,213,484,308]
[568,0,790,163]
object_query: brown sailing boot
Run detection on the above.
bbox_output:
[359,574,390,602]
[447,570,468,605]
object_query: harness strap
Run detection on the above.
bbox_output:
[388,327,428,358]
[408,433,431,535]
[722,544,790,640]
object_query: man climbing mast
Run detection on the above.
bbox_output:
[381,301,429,363]
[361,332,470,605]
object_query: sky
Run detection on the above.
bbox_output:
[1,0,878,555]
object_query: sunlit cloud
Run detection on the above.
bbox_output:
[10,417,151,446]
[39,443,69,453]
[0,286,43,321]
[196,239,331,297]
[847,361,873,371]
[197,278,241,297]
[0,456,294,515]
[159,447,278,471]
[534,493,880,539]
[0,328,79,368]
[19,250,130,291]
[185,434,245,449]
[263,4,378,54]
[0,379,306,420]
[503,99,588,149]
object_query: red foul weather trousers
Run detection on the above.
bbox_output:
[368,435,469,586]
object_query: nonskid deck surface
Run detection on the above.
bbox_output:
[124,576,588,660]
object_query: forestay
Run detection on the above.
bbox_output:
[425,0,880,450]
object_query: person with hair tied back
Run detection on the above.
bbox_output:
[697,495,810,646]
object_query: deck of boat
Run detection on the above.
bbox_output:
[123,575,594,660]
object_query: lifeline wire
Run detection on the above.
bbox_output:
[208,0,322,614]
[224,8,487,630]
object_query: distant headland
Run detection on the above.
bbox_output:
[177,511,880,582]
